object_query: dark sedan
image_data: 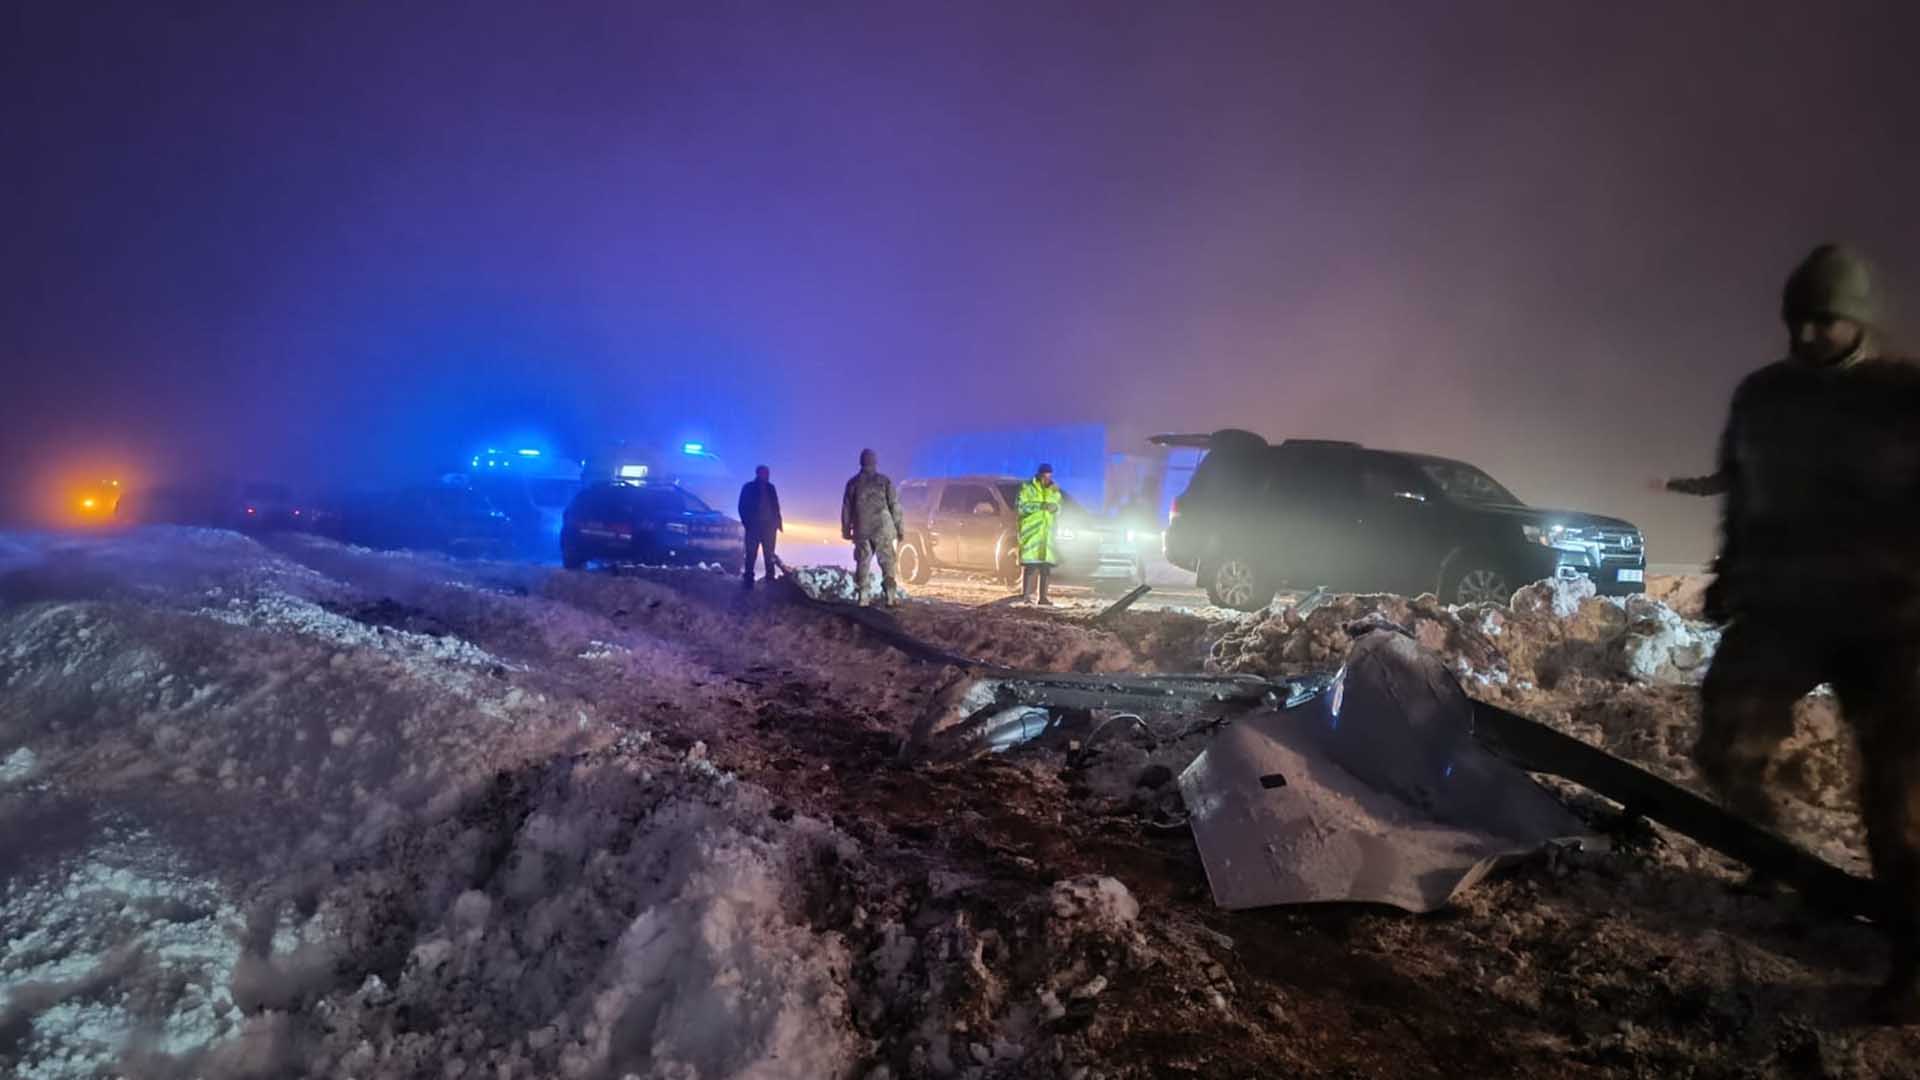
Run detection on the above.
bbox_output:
[560,482,744,570]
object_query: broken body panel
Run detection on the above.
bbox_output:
[1179,630,1593,912]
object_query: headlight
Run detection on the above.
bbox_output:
[1523,524,1588,551]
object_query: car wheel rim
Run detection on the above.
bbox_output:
[1216,560,1257,607]
[900,546,919,581]
[1457,570,1510,605]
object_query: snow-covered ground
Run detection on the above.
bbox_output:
[1,527,1913,1077]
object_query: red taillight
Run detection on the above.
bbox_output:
[1169,497,1182,521]
[246,506,256,515]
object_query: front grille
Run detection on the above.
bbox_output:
[1592,528,1643,565]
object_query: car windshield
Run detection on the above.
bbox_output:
[1418,461,1519,505]
[617,485,712,516]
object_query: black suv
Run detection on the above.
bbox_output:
[1159,431,1646,610]
[894,475,1145,588]
[560,482,743,570]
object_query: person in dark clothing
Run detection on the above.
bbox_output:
[1688,244,1920,1022]
[1655,245,1887,498]
[738,465,783,587]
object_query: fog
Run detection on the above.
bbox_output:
[7,1,1919,559]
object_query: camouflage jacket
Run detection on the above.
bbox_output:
[842,470,904,541]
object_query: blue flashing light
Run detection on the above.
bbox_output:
[682,442,704,455]
[517,448,540,457]
[487,448,499,454]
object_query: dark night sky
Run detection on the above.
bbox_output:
[6,1,1919,558]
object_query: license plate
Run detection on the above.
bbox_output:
[1617,568,1644,584]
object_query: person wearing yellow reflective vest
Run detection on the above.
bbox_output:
[1017,464,1063,606]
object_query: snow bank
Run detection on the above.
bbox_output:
[1208,578,1718,692]
[299,760,861,1079]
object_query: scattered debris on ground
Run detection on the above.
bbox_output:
[1,528,1913,1077]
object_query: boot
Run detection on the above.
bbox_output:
[1036,568,1054,607]
[1020,566,1036,604]
[884,585,900,609]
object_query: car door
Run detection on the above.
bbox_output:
[1264,449,1357,590]
[936,482,1000,569]
[1348,453,1443,594]
[898,481,932,539]
[921,481,963,568]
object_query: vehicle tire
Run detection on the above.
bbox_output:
[1206,555,1275,611]
[1442,559,1515,605]
[898,536,933,585]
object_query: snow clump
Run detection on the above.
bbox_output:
[0,747,36,785]
[0,833,247,1079]
[788,564,909,605]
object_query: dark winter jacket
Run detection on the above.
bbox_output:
[1707,354,1920,621]
[738,480,783,534]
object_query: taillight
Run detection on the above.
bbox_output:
[1169,497,1182,521]
[246,506,256,515]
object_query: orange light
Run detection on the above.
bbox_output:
[81,497,97,510]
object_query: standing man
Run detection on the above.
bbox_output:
[1654,245,1886,498]
[1688,244,1920,1020]
[842,448,905,607]
[1017,464,1063,606]
[738,465,783,588]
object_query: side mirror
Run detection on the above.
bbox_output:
[973,502,998,516]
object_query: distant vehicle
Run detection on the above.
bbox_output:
[560,482,744,571]
[466,461,583,557]
[116,483,237,529]
[582,440,733,513]
[894,475,1146,588]
[1157,431,1647,610]
[327,486,514,558]
[237,482,308,531]
[912,422,1201,529]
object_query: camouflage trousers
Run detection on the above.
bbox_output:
[852,536,898,600]
[1696,613,1920,990]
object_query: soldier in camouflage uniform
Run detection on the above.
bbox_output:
[842,448,905,607]
[1691,244,1920,1019]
